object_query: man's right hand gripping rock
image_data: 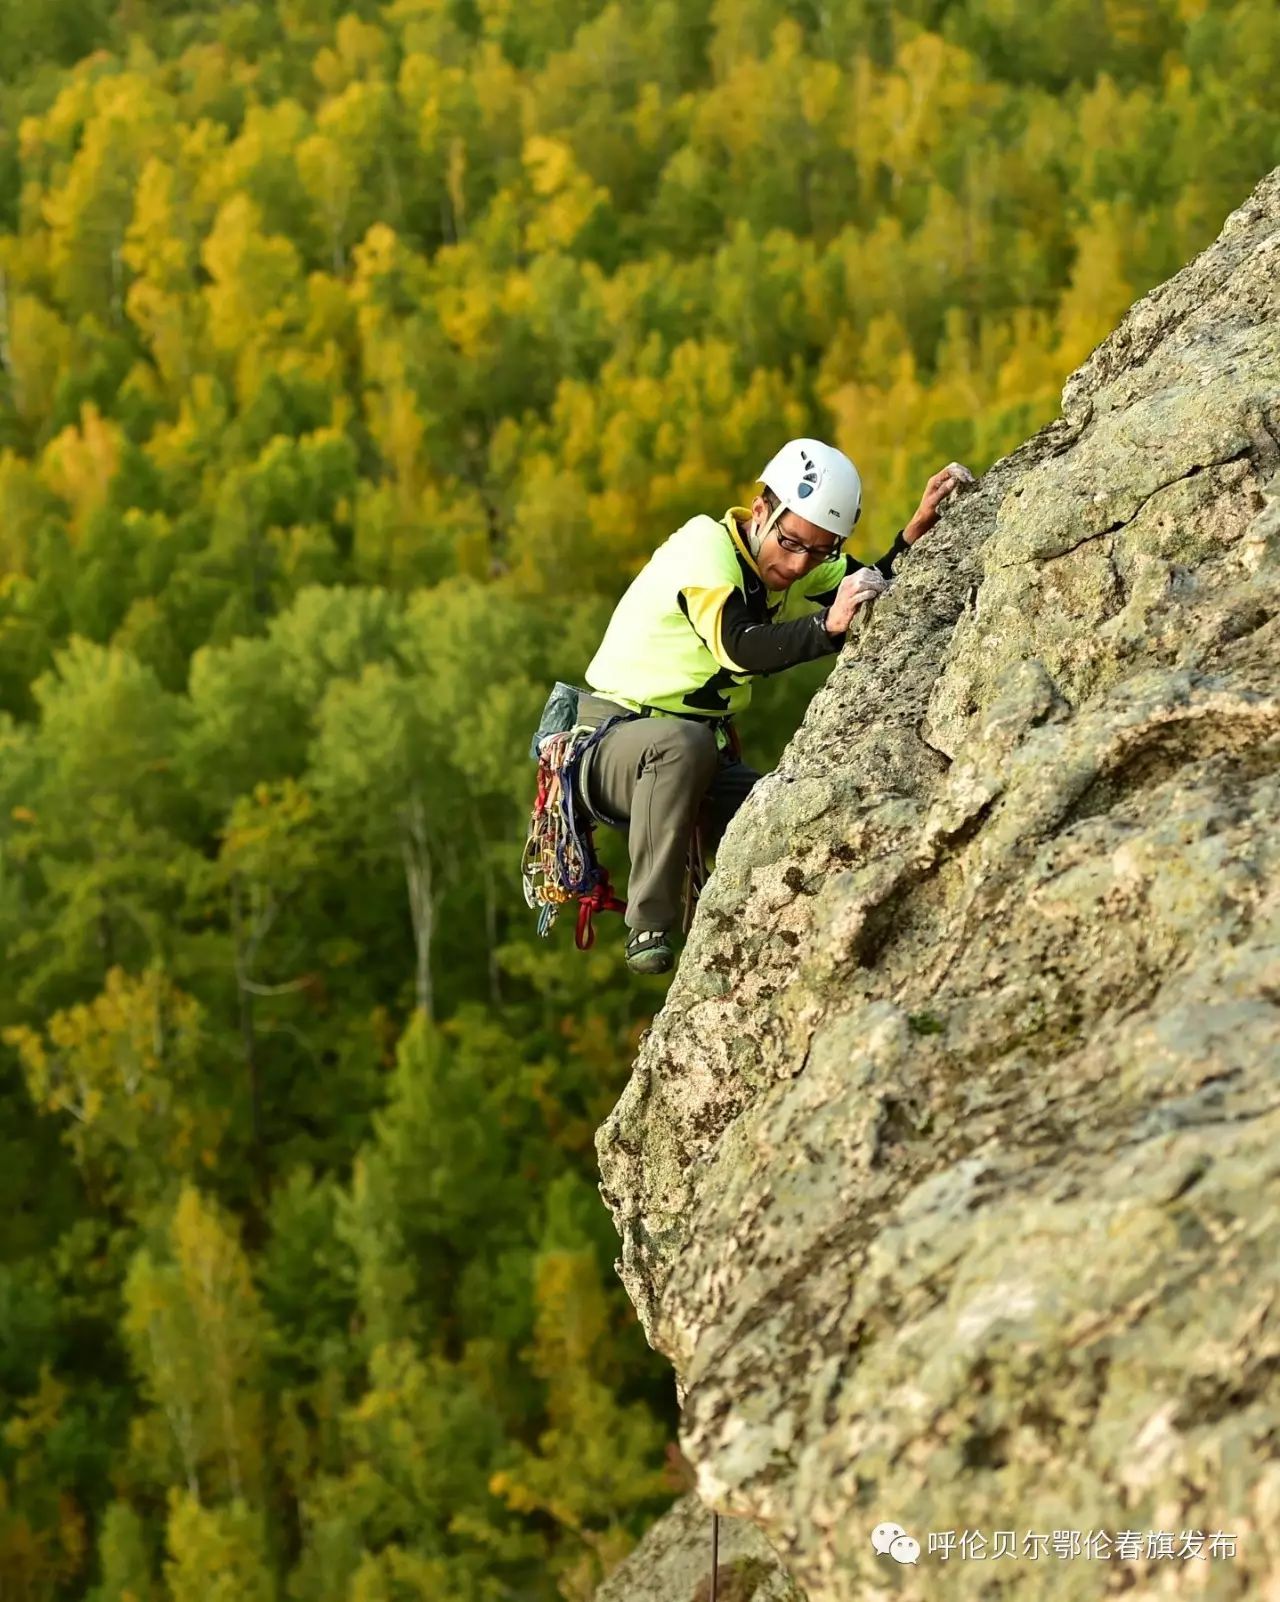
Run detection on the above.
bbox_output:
[826,567,891,634]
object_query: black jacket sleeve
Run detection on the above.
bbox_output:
[719,594,844,673]
[802,528,912,608]
[710,528,912,676]
[871,527,911,581]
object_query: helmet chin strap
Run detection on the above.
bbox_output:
[748,499,787,561]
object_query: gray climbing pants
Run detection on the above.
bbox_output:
[576,694,760,932]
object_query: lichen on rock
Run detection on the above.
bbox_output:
[596,168,1280,1599]
[593,1496,804,1602]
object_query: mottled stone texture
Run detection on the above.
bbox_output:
[594,1497,804,1602]
[596,169,1280,1600]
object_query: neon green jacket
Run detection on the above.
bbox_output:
[585,507,907,719]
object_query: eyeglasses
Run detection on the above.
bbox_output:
[773,522,842,562]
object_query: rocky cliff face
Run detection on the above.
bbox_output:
[596,169,1280,1599]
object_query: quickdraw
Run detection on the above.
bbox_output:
[521,722,627,949]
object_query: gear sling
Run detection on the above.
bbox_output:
[521,683,729,949]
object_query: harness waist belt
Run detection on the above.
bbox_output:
[577,691,734,734]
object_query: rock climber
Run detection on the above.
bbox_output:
[577,438,974,974]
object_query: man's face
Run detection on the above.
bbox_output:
[753,495,842,592]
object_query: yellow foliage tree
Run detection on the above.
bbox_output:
[163,1493,274,1602]
[123,1186,266,1503]
[37,404,122,539]
[4,966,218,1212]
[490,1248,669,1600]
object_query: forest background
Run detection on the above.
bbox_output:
[0,0,1276,1598]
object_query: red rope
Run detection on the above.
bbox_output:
[575,871,627,950]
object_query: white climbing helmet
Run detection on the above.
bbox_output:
[757,438,863,543]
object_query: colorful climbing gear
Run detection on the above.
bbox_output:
[522,700,745,955]
[521,720,628,949]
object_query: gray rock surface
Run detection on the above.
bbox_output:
[596,169,1280,1599]
[594,1497,804,1602]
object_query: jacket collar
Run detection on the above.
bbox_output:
[722,507,762,579]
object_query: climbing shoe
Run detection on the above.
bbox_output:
[625,928,674,975]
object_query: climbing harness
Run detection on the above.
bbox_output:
[522,695,744,953]
[521,720,627,949]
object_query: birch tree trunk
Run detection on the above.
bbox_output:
[401,788,435,1020]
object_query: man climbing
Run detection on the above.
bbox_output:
[577,438,973,974]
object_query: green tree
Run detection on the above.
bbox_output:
[122,1186,267,1503]
[96,1500,160,1602]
